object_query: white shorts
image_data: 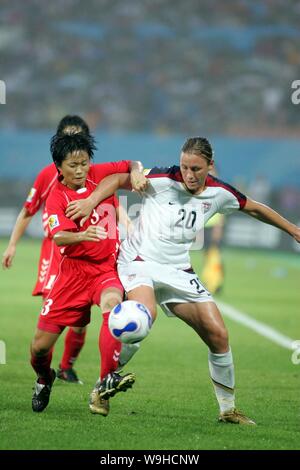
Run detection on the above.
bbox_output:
[118,260,213,316]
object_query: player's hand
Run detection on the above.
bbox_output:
[130,170,148,193]
[66,199,94,226]
[2,245,16,269]
[82,225,107,242]
[293,226,300,243]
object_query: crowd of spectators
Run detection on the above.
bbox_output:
[1,0,300,135]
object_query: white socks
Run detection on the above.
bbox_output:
[208,348,235,413]
[116,343,140,372]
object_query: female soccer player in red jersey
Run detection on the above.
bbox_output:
[30,132,147,416]
[3,116,95,384]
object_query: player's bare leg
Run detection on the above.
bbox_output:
[127,286,158,321]
[168,301,255,425]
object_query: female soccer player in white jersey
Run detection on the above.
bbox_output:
[66,137,300,424]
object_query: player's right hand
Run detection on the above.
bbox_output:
[130,170,149,194]
[66,198,94,226]
[2,245,16,269]
[82,225,107,242]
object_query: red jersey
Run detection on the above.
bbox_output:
[46,161,130,263]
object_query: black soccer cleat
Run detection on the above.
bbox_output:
[98,372,136,400]
[32,369,56,412]
[57,366,83,384]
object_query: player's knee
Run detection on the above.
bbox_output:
[31,342,50,356]
[101,295,122,313]
[210,327,229,352]
[72,326,86,334]
[31,336,51,356]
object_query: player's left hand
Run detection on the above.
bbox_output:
[2,245,16,269]
[66,199,93,226]
[130,170,148,193]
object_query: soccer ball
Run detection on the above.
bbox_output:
[109,300,152,344]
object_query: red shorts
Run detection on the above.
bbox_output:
[37,255,123,334]
[32,237,61,297]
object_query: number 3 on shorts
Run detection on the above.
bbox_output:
[41,298,53,316]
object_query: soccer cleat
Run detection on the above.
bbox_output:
[32,369,56,412]
[98,372,136,400]
[56,366,83,384]
[218,408,256,425]
[89,384,110,417]
[88,372,135,416]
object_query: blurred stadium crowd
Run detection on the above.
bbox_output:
[1,0,300,251]
[1,0,300,134]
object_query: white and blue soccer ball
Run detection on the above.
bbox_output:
[109,300,152,344]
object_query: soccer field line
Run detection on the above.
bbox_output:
[217,300,295,350]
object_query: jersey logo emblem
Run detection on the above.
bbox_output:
[48,214,60,230]
[202,202,212,213]
[26,187,36,203]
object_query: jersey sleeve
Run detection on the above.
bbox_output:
[46,191,77,237]
[218,185,247,214]
[24,164,58,215]
[144,166,182,193]
[90,160,131,183]
[205,174,247,214]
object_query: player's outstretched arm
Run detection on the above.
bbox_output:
[242,197,300,242]
[65,173,133,226]
[2,208,33,269]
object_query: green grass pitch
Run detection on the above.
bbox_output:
[0,239,299,450]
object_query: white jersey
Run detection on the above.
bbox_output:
[118,166,247,270]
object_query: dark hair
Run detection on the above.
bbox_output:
[181,137,213,163]
[56,115,90,136]
[51,133,97,167]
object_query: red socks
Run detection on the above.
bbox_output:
[99,312,122,380]
[60,328,86,370]
[30,348,53,384]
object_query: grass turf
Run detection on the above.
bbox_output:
[0,239,299,450]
